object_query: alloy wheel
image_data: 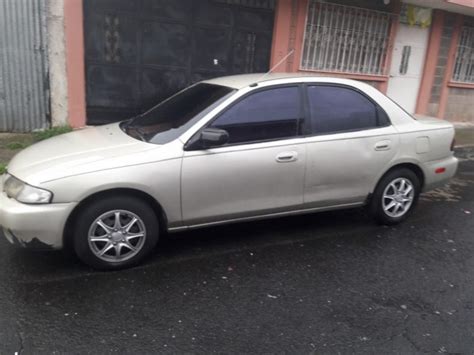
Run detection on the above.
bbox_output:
[87,210,147,263]
[382,177,415,218]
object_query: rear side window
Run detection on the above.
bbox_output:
[210,86,301,145]
[307,85,386,135]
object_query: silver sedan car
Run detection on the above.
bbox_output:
[0,74,458,269]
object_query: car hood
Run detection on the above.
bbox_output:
[7,123,160,185]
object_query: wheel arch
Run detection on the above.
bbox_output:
[373,162,425,195]
[367,162,425,205]
[62,188,168,252]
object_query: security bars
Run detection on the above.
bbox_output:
[452,26,474,83]
[301,1,395,76]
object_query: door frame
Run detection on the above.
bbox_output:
[301,82,393,137]
[179,82,309,226]
[386,23,430,114]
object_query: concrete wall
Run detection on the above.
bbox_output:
[445,87,474,123]
[47,0,68,126]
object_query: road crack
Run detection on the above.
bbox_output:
[15,327,24,355]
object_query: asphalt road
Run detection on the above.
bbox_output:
[1,148,473,354]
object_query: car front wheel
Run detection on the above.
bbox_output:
[73,196,159,270]
[370,168,421,225]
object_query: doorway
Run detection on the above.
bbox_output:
[386,23,429,114]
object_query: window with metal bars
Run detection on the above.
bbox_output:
[301,1,395,76]
[452,26,474,83]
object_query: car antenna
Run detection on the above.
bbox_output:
[251,49,295,86]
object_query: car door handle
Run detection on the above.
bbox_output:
[375,140,391,151]
[276,151,298,163]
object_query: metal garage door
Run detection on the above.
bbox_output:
[0,0,49,132]
[83,0,275,125]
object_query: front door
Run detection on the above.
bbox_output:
[386,23,429,114]
[181,86,306,226]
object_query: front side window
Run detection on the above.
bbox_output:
[307,85,382,134]
[209,86,302,145]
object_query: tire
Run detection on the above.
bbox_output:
[73,196,159,270]
[369,168,421,225]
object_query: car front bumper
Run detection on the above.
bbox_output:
[0,178,76,249]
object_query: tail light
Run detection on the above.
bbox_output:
[450,138,456,152]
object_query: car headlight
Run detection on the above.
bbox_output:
[3,174,52,204]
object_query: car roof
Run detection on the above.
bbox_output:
[202,73,363,89]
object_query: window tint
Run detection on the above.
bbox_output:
[210,86,301,145]
[123,83,235,144]
[376,105,391,126]
[307,85,380,134]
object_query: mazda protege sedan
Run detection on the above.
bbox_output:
[0,74,458,269]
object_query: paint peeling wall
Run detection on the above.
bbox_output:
[47,0,68,127]
[0,0,50,132]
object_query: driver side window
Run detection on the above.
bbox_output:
[209,86,302,145]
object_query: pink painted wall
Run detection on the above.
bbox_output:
[446,0,474,8]
[416,10,445,115]
[64,0,86,128]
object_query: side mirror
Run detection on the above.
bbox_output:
[185,128,229,150]
[200,128,229,148]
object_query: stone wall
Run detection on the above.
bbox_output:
[47,0,69,126]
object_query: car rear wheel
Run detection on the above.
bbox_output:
[73,196,159,270]
[370,168,421,225]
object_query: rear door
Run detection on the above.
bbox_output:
[303,84,399,208]
[181,85,307,226]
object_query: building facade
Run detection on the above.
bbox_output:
[1,0,473,132]
[271,0,474,122]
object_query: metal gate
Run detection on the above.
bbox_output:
[84,0,275,124]
[0,0,49,132]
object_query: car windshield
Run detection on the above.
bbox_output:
[121,83,235,144]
